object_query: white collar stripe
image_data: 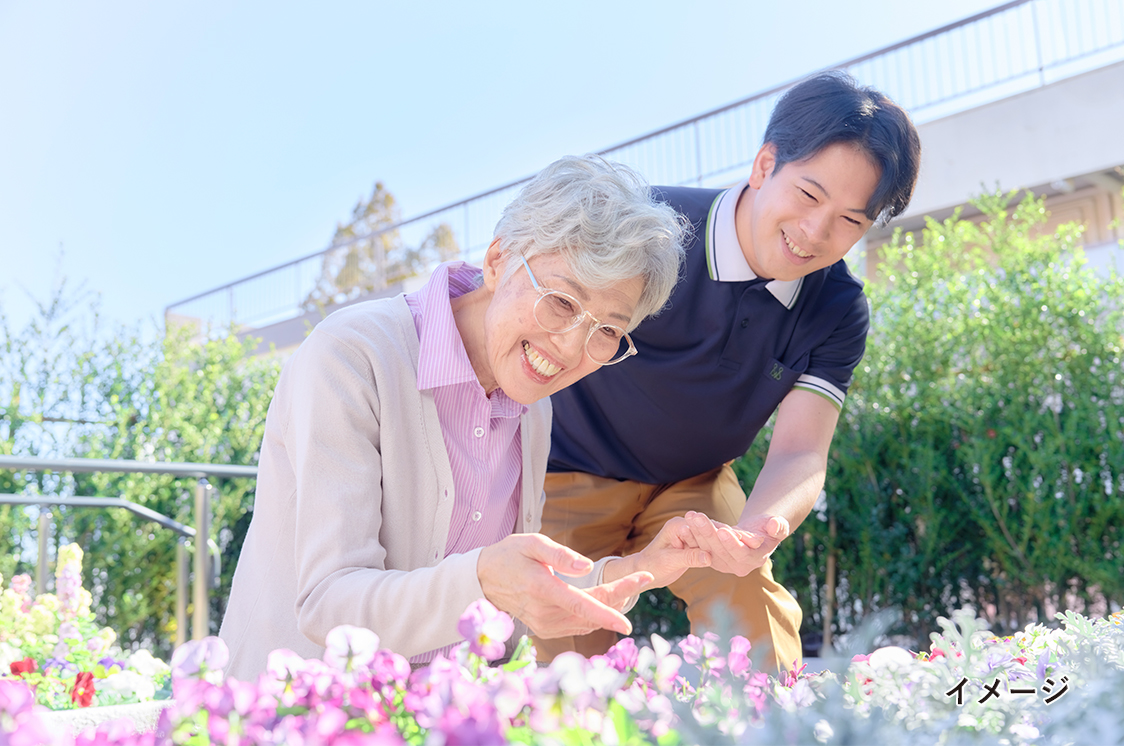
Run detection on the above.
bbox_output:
[705,192,723,281]
[707,183,803,308]
[793,375,846,410]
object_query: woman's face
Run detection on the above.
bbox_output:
[479,244,644,405]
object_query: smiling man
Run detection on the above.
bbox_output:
[538,71,922,672]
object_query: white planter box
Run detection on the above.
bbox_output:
[42,700,175,737]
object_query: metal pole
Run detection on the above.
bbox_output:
[693,120,703,187]
[1031,0,1047,88]
[176,539,188,649]
[36,509,51,595]
[822,513,838,653]
[192,479,212,640]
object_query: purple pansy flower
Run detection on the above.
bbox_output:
[457,599,514,661]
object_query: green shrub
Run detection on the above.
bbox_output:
[0,289,278,655]
[738,190,1124,646]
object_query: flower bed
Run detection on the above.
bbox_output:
[0,545,170,711]
[1,598,1121,744]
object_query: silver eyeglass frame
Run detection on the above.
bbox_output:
[519,254,638,366]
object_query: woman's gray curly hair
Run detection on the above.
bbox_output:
[492,155,688,329]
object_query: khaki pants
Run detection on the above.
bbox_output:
[533,465,802,674]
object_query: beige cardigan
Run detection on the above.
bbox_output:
[219,295,578,680]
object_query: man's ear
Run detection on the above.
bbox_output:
[749,143,778,189]
[481,237,507,292]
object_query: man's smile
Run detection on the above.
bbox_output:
[782,231,813,259]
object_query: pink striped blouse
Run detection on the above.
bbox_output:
[404,262,526,662]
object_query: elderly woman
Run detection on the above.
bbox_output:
[219,156,715,680]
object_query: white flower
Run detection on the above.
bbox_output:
[0,642,22,670]
[323,625,379,672]
[868,645,914,671]
[100,670,156,702]
[128,649,170,679]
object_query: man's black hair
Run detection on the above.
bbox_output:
[763,70,921,224]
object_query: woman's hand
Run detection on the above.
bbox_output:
[477,533,654,639]
[602,515,713,590]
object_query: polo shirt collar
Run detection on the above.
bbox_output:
[414,262,525,419]
[704,181,803,310]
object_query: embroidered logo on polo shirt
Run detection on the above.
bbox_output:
[770,363,785,380]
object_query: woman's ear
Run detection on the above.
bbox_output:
[481,237,507,292]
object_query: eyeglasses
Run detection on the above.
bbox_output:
[519,254,638,366]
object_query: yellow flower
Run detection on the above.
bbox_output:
[57,543,84,572]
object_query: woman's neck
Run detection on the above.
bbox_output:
[450,286,498,395]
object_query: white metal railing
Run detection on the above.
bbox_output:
[0,455,257,647]
[166,0,1124,334]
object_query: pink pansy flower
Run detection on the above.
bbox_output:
[9,574,32,612]
[371,648,412,689]
[727,635,753,677]
[0,682,54,746]
[679,631,724,671]
[782,661,807,688]
[171,636,229,686]
[492,670,530,720]
[601,637,639,672]
[457,599,514,661]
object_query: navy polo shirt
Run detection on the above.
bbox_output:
[547,184,870,484]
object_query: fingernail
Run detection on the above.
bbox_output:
[572,559,590,570]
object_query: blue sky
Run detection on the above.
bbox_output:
[0,0,1002,332]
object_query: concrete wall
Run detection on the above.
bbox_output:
[902,59,1124,221]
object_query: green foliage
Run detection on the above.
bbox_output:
[740,190,1124,645]
[64,327,278,652]
[0,279,107,582]
[0,284,278,655]
[628,587,691,641]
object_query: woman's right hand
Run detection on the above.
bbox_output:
[477,533,653,639]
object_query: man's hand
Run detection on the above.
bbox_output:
[477,533,653,638]
[681,510,789,577]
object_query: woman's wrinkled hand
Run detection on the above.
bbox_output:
[604,516,713,590]
[477,533,653,639]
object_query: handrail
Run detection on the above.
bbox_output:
[166,0,1124,332]
[0,457,257,646]
[0,492,222,585]
[0,455,257,478]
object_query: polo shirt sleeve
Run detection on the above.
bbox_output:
[792,291,870,411]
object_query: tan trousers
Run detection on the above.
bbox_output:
[533,465,802,674]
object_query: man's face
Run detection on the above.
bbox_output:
[737,142,880,282]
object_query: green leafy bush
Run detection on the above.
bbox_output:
[736,190,1124,646]
[0,287,278,656]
